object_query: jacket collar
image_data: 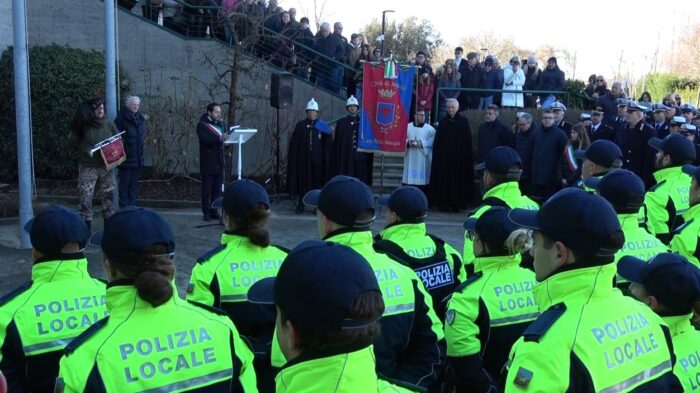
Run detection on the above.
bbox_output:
[533,264,617,310]
[221,231,252,247]
[325,229,374,250]
[661,314,695,337]
[684,202,700,220]
[653,165,683,182]
[618,213,643,231]
[483,181,523,201]
[379,222,426,242]
[473,255,522,273]
[31,253,91,283]
[104,280,178,316]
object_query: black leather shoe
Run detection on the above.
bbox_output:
[209,210,221,220]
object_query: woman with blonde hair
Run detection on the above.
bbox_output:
[444,206,538,392]
[502,56,525,108]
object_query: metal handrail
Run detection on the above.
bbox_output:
[433,87,571,114]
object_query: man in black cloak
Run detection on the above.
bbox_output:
[286,98,333,213]
[331,95,374,185]
[430,98,474,211]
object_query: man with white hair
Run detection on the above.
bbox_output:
[314,22,345,93]
[114,95,146,208]
[430,98,475,211]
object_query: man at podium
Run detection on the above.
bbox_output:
[196,102,229,221]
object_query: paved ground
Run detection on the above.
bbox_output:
[0,201,467,296]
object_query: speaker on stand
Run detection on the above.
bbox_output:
[270,72,293,202]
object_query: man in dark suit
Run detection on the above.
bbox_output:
[196,102,229,221]
[616,101,657,188]
[589,109,616,141]
[458,52,483,110]
[651,104,671,139]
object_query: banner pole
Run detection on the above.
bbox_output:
[379,153,385,198]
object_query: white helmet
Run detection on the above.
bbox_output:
[346,95,359,108]
[306,98,319,112]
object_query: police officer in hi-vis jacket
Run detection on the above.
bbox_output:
[504,188,681,392]
[57,207,257,392]
[187,179,288,393]
[248,240,385,392]
[0,205,106,393]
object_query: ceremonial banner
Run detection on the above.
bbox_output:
[359,60,415,154]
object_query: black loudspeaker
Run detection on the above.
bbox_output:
[270,72,294,108]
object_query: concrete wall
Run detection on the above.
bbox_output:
[25,0,346,178]
[0,0,13,53]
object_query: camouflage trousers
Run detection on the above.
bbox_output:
[78,164,115,222]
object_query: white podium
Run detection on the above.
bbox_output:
[224,127,257,180]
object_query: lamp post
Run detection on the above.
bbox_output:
[381,10,394,57]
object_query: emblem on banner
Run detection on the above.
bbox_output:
[377,102,396,127]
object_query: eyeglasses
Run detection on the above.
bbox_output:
[596,79,604,82]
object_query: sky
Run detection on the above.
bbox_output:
[282,0,699,83]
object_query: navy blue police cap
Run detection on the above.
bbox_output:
[24,204,91,256]
[463,206,519,249]
[508,188,622,257]
[584,169,645,213]
[626,100,648,112]
[648,134,696,162]
[671,116,687,126]
[377,186,428,223]
[248,240,382,330]
[615,98,629,108]
[681,164,700,183]
[618,253,700,315]
[303,175,376,227]
[475,146,523,175]
[573,139,623,168]
[90,207,175,262]
[651,103,670,113]
[680,103,697,114]
[212,179,269,219]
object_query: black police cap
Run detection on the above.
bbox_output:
[509,188,622,258]
[648,134,696,162]
[24,204,91,256]
[618,253,700,315]
[584,169,645,213]
[90,207,175,262]
[573,140,623,168]
[463,206,520,249]
[212,179,269,219]
[303,176,376,228]
[475,146,522,176]
[377,186,428,223]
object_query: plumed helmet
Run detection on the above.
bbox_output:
[346,95,359,108]
[306,98,319,112]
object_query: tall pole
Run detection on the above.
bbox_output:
[380,10,394,57]
[104,0,119,208]
[13,0,33,249]
[104,0,117,119]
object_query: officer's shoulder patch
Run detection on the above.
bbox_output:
[64,316,110,355]
[513,367,534,389]
[271,244,291,254]
[647,179,667,192]
[522,302,567,342]
[0,280,33,306]
[445,309,456,325]
[673,218,694,234]
[197,243,227,263]
[187,300,229,316]
[443,271,483,304]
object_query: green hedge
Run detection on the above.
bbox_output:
[635,73,700,104]
[0,45,127,181]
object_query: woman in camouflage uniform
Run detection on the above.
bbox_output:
[69,97,119,229]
